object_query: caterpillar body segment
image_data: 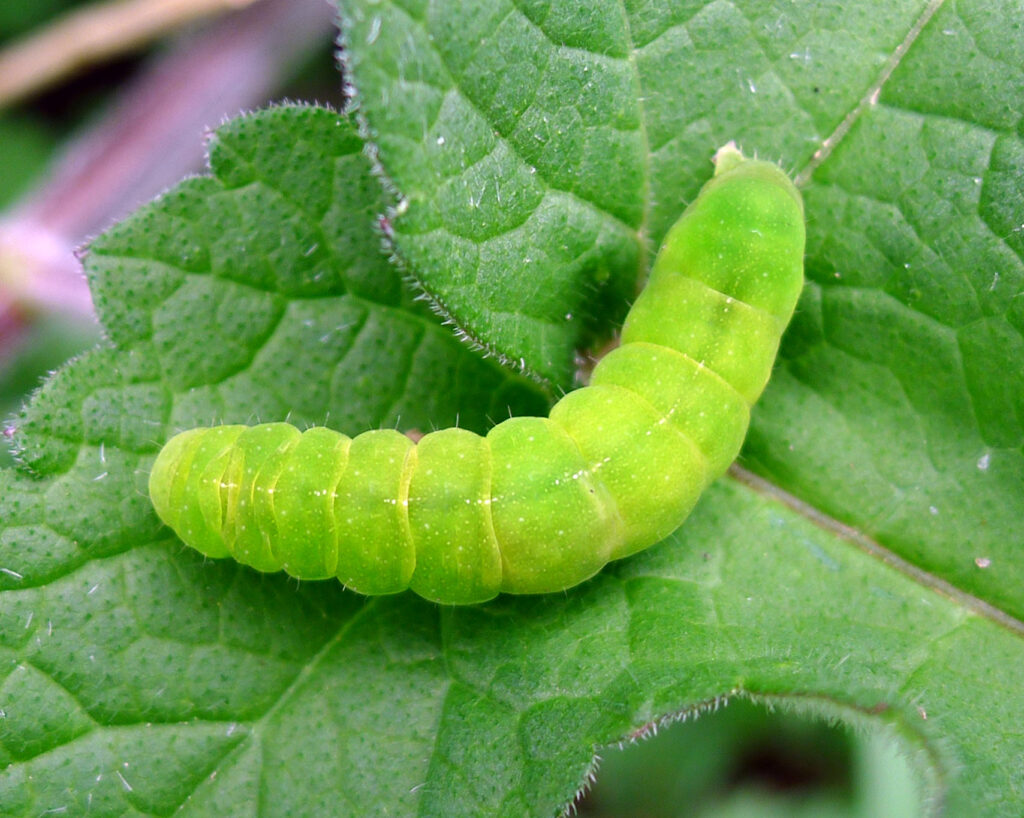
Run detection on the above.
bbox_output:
[149,145,805,604]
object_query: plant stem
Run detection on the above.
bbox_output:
[0,0,265,108]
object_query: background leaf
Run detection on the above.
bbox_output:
[2,0,1023,815]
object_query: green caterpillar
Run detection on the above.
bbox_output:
[149,144,805,605]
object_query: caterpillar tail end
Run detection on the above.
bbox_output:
[712,141,804,215]
[712,141,746,175]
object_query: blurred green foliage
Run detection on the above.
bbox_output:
[580,700,920,818]
[0,0,86,44]
[0,116,56,207]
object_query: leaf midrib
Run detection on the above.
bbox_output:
[729,464,1024,636]
[793,0,948,188]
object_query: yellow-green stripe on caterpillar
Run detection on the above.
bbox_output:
[149,144,805,605]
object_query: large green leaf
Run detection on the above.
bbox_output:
[1,1,1022,816]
